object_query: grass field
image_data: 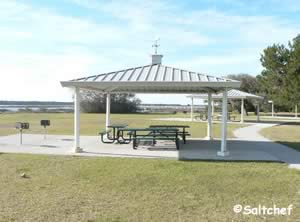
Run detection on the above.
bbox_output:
[0,112,246,138]
[0,154,299,222]
[260,123,300,152]
[1,112,299,221]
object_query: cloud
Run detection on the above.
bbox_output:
[67,0,215,47]
[175,9,300,45]
[173,52,262,75]
[0,0,130,49]
[0,51,103,101]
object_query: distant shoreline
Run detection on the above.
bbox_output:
[0,101,74,113]
[0,101,73,106]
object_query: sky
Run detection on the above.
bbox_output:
[0,0,300,104]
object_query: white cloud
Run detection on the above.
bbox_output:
[173,53,262,75]
[0,52,104,101]
[68,0,214,47]
[0,0,129,48]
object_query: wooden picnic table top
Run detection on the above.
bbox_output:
[107,124,128,128]
[118,127,179,132]
[149,125,190,128]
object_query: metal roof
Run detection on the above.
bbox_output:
[187,89,264,100]
[61,64,241,93]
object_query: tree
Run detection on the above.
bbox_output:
[287,35,300,111]
[80,90,141,113]
[257,43,290,111]
[226,74,259,113]
[257,34,300,112]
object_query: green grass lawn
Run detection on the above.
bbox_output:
[0,112,246,138]
[260,123,300,151]
[1,113,299,221]
[0,154,299,222]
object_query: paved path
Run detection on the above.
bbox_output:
[233,123,300,170]
[233,123,276,141]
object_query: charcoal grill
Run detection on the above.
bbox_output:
[15,122,30,144]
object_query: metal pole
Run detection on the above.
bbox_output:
[190,97,194,121]
[272,102,274,117]
[44,126,47,139]
[207,92,212,140]
[74,87,82,153]
[295,104,298,118]
[106,93,111,130]
[257,104,260,122]
[218,89,229,156]
[240,98,244,123]
[20,129,23,145]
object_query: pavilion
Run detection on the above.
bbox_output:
[61,54,241,156]
[188,89,264,123]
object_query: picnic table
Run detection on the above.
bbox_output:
[149,125,190,144]
[99,123,128,143]
[99,124,187,149]
[214,114,236,121]
[194,114,207,121]
[118,127,179,150]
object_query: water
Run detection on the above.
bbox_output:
[0,105,74,112]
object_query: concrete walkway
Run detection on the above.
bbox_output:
[233,123,276,141]
[0,123,299,170]
[233,123,300,170]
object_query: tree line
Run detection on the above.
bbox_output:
[80,91,141,113]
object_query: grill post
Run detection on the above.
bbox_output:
[20,129,23,145]
[40,120,50,139]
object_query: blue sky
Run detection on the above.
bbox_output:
[1,0,299,104]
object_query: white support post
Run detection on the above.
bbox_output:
[218,89,229,156]
[257,103,260,122]
[106,93,111,130]
[211,100,215,117]
[295,104,298,118]
[190,97,194,121]
[74,87,82,153]
[206,92,212,140]
[240,98,244,123]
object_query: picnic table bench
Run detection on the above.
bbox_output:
[149,125,190,144]
[118,127,180,150]
[99,124,128,143]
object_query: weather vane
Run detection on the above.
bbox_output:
[152,38,160,55]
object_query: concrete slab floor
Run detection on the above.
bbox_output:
[0,134,299,170]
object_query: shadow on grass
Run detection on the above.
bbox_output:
[179,159,285,163]
[278,122,300,126]
[276,141,300,152]
[245,120,300,125]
